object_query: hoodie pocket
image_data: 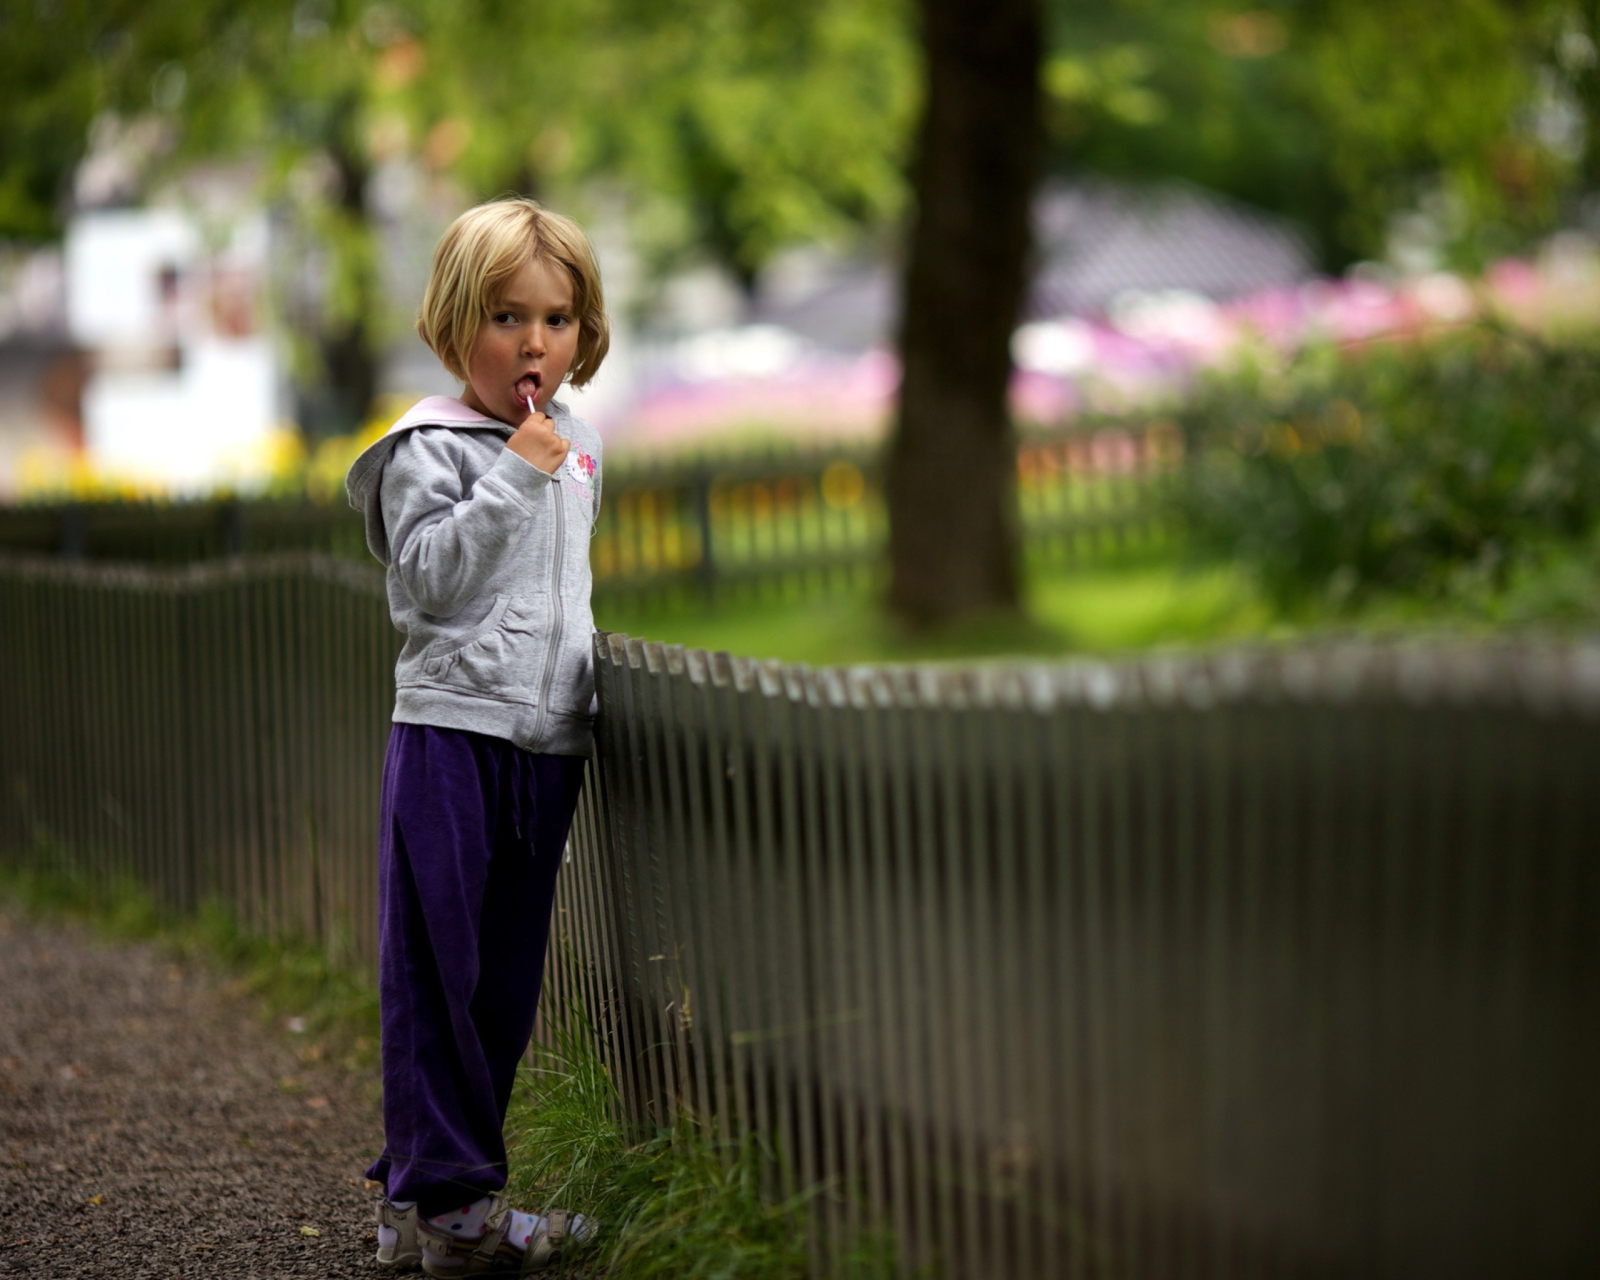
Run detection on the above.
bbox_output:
[419,594,512,669]
[417,594,549,698]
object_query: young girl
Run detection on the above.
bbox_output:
[344,197,607,1276]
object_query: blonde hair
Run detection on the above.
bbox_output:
[417,196,610,388]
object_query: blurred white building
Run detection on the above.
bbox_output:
[65,207,284,492]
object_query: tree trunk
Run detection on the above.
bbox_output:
[1577,3,1600,196]
[299,117,380,440]
[886,0,1042,627]
[313,317,378,437]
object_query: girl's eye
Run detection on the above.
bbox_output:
[494,311,517,325]
[548,315,571,328]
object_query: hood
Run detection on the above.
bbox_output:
[344,393,571,563]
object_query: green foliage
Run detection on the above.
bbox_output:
[0,0,253,238]
[3,0,914,279]
[0,0,107,238]
[1042,0,1600,267]
[1291,0,1578,264]
[1045,0,1351,264]
[1178,324,1600,609]
[416,0,916,283]
[505,1010,903,1279]
[9,0,1600,281]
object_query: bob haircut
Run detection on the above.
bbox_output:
[417,196,610,389]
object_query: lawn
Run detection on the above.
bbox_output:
[594,539,1600,668]
[593,553,1280,666]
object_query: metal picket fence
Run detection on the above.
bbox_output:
[3,552,1598,1279]
[554,635,1600,1280]
[0,552,395,966]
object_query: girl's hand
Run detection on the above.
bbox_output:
[507,403,570,475]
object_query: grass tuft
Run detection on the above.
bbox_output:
[505,1010,908,1280]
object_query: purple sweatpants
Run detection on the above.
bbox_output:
[364,723,586,1213]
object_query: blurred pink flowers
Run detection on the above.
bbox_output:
[605,246,1600,451]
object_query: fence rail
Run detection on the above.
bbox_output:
[0,426,1178,607]
[3,552,1597,1278]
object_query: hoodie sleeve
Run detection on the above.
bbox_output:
[381,427,556,618]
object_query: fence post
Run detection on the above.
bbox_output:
[59,504,87,558]
[692,469,717,597]
[218,499,246,557]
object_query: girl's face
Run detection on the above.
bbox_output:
[459,255,581,424]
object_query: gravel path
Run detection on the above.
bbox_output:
[0,907,385,1278]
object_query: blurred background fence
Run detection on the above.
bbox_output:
[0,423,1178,609]
[3,550,1598,1277]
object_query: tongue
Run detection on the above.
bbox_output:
[515,375,539,403]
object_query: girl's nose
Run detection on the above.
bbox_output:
[522,326,545,356]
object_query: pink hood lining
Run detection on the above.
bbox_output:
[382,395,505,435]
[345,394,572,513]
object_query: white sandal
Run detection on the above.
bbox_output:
[417,1197,578,1276]
[524,1208,571,1272]
[375,1198,423,1269]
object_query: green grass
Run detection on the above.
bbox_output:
[595,544,1600,667]
[503,1011,904,1280]
[1029,559,1275,651]
[594,553,1279,666]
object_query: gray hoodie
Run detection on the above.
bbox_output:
[345,395,603,757]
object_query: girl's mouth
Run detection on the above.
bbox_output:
[515,372,542,402]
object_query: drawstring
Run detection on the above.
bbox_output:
[510,755,532,845]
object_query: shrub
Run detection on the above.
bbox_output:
[1177,325,1600,607]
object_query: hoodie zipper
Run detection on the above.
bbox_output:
[532,457,566,747]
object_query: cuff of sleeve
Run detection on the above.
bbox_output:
[482,445,558,513]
